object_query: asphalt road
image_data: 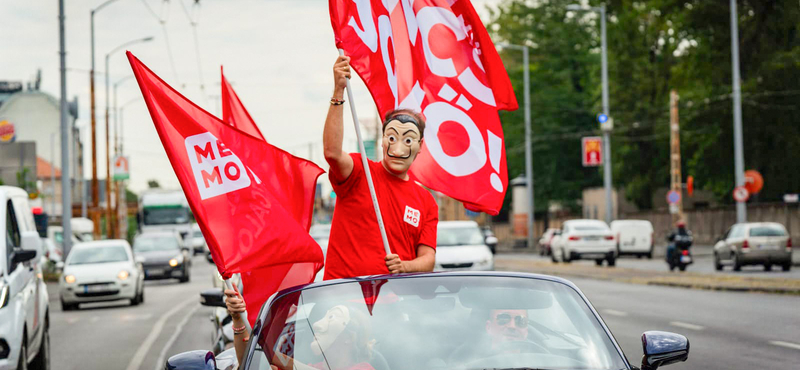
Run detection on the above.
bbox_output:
[47,255,219,370]
[570,276,800,370]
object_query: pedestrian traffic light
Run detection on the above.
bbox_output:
[687,176,694,197]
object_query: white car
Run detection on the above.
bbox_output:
[1,186,50,370]
[189,223,208,256]
[434,221,494,271]
[59,240,145,310]
[552,219,617,266]
[610,220,654,258]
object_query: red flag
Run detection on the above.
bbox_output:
[128,52,324,325]
[221,67,266,141]
[329,0,518,215]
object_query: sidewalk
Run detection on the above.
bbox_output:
[494,255,800,295]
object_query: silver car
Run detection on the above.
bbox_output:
[713,222,792,271]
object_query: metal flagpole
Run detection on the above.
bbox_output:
[338,49,392,256]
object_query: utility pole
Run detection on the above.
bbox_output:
[730,0,747,223]
[669,90,683,223]
[90,8,100,237]
[599,4,613,224]
[59,0,73,256]
[50,133,56,216]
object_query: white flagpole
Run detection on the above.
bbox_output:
[338,49,392,256]
[224,278,251,332]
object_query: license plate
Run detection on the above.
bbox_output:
[584,236,600,241]
[758,244,778,250]
[84,284,111,293]
[680,256,692,263]
[147,268,165,276]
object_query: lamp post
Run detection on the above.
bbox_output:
[113,75,135,155]
[119,97,141,156]
[105,36,153,238]
[498,43,535,249]
[567,4,613,223]
[729,0,746,223]
[90,0,121,238]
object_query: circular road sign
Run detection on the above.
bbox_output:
[744,170,764,194]
[666,190,681,204]
[597,113,609,124]
[733,186,750,203]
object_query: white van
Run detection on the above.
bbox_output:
[0,186,50,370]
[610,220,654,258]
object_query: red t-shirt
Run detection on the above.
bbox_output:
[324,153,438,280]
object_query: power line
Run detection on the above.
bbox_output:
[180,0,208,106]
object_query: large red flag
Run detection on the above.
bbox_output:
[329,0,518,215]
[221,67,266,141]
[128,52,324,325]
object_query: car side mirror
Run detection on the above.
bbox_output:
[485,236,498,245]
[641,331,689,370]
[12,249,38,265]
[165,350,217,370]
[200,289,227,308]
[21,231,43,259]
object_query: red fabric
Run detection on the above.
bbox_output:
[221,67,265,141]
[128,52,324,326]
[329,0,518,215]
[324,154,438,280]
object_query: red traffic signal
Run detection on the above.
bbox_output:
[687,176,694,197]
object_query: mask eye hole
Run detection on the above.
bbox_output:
[404,137,414,146]
[387,135,397,144]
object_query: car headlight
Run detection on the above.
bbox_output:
[0,282,9,309]
[169,258,180,267]
[64,274,76,284]
[118,270,130,280]
[477,257,492,266]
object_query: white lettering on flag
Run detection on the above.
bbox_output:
[185,132,251,200]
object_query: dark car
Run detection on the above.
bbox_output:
[133,231,192,283]
[166,272,690,370]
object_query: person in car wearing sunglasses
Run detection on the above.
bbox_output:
[486,309,530,351]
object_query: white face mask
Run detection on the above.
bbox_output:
[310,305,351,356]
[381,120,422,175]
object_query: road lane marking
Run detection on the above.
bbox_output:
[65,317,80,324]
[669,321,704,331]
[126,298,195,370]
[602,309,628,317]
[770,341,800,351]
[153,303,202,370]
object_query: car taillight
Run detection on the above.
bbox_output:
[788,238,792,251]
[569,236,580,241]
[742,239,749,249]
[605,235,614,240]
[682,249,689,256]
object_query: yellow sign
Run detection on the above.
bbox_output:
[0,120,15,143]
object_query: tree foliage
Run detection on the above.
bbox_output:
[488,0,800,213]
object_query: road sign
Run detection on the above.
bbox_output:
[733,186,750,203]
[666,190,681,204]
[784,194,799,203]
[582,136,602,167]
[744,170,764,194]
[113,155,129,180]
[597,114,608,123]
[600,117,614,131]
[669,204,680,214]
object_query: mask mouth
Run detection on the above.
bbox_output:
[386,149,411,160]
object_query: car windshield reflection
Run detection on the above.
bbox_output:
[253,275,626,370]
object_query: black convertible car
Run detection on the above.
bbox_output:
[171,272,689,370]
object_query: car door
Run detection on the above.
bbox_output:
[9,197,39,345]
[714,227,732,259]
[6,199,35,339]
[726,225,744,259]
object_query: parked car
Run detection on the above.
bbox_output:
[713,222,792,271]
[0,186,50,370]
[59,240,145,310]
[538,228,560,256]
[434,221,494,271]
[165,272,690,370]
[189,223,208,256]
[133,231,192,282]
[610,220,654,259]
[551,219,616,266]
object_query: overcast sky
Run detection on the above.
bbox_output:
[1,0,500,192]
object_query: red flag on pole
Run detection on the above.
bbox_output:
[128,52,324,325]
[221,67,266,141]
[329,0,518,215]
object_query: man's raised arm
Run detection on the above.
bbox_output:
[323,56,354,181]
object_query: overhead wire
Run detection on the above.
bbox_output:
[139,0,182,86]
[180,0,209,106]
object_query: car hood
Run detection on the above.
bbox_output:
[135,249,182,263]
[435,244,493,264]
[64,261,133,282]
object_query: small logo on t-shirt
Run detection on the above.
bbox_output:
[404,205,421,227]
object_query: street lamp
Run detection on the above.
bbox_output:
[729,0,746,223]
[113,74,135,155]
[498,42,535,250]
[118,97,141,158]
[105,36,153,238]
[566,4,614,223]
[90,0,121,238]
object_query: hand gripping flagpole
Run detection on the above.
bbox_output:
[224,278,252,332]
[338,49,392,256]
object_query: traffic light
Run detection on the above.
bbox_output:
[687,176,694,197]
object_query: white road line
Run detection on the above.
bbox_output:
[770,341,800,351]
[126,298,195,370]
[602,309,629,317]
[153,303,202,370]
[669,321,705,331]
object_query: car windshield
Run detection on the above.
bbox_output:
[133,235,180,252]
[437,226,485,246]
[750,226,786,237]
[143,206,189,225]
[68,245,129,265]
[251,276,627,370]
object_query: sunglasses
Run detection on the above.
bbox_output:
[495,313,528,328]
